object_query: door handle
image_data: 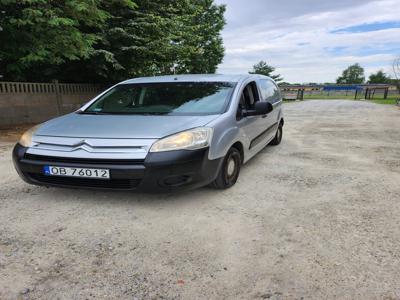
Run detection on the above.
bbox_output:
[261,114,267,118]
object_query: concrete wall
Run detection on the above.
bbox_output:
[0,82,105,126]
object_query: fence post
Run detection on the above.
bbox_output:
[53,80,62,115]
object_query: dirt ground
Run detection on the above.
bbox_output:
[1,100,400,300]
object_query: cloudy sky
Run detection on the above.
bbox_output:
[214,0,400,83]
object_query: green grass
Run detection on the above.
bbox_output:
[367,98,398,105]
[303,94,355,100]
[300,93,399,105]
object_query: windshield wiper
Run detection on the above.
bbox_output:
[77,111,169,115]
[77,111,107,115]
[139,112,168,115]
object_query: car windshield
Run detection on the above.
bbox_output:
[83,82,236,116]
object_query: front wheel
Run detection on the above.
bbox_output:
[269,123,283,146]
[211,147,242,189]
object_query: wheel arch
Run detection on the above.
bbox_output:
[230,141,244,164]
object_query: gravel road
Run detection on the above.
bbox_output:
[1,100,400,300]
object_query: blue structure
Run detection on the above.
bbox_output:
[323,85,363,91]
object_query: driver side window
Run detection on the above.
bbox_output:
[237,81,260,120]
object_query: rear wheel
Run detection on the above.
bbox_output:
[211,147,242,189]
[269,123,283,146]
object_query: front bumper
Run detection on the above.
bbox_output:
[13,144,223,192]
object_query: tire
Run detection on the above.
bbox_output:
[211,147,242,189]
[269,123,283,146]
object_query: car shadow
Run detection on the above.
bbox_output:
[29,183,223,207]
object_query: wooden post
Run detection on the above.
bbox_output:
[354,89,358,100]
[296,89,304,100]
[53,80,62,115]
[384,87,388,99]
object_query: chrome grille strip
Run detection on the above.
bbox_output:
[28,135,157,159]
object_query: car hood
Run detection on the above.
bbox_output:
[35,113,219,139]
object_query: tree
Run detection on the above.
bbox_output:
[0,0,226,83]
[249,61,283,82]
[0,0,122,81]
[368,70,391,84]
[336,63,365,84]
[181,0,225,74]
[92,0,226,80]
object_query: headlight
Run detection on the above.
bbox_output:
[150,127,213,152]
[19,125,40,147]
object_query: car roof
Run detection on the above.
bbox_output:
[121,74,270,84]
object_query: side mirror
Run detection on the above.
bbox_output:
[243,102,273,117]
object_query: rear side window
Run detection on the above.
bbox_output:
[258,79,280,104]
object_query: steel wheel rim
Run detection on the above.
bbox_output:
[227,158,236,177]
[224,151,240,185]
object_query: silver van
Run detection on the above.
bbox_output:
[13,74,284,191]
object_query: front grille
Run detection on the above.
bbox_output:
[29,173,141,190]
[24,154,144,165]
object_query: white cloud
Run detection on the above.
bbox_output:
[215,0,400,83]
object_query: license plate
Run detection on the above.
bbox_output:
[43,166,110,179]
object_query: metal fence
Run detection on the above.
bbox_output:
[280,84,399,101]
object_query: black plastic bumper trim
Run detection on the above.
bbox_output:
[13,143,223,192]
